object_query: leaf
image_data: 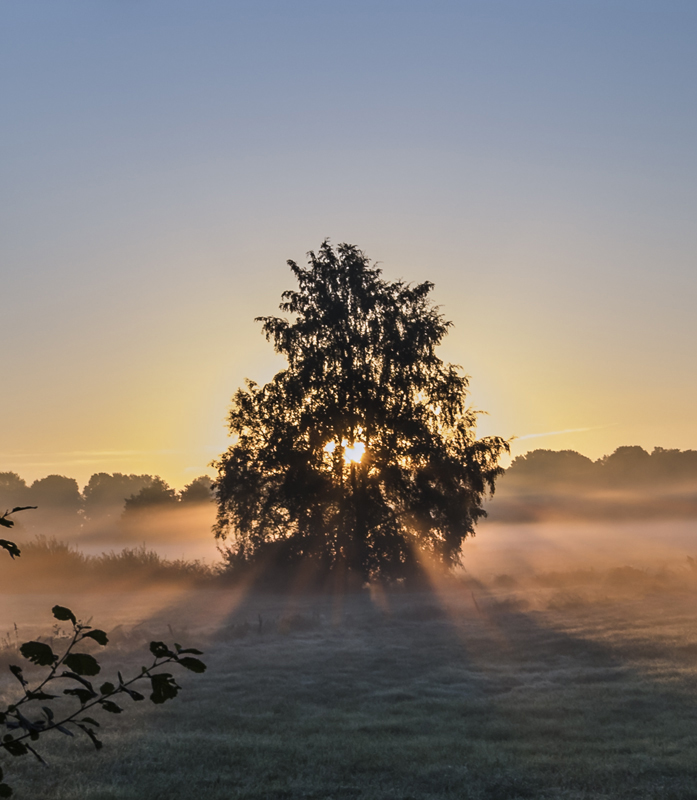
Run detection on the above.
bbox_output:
[82,629,108,646]
[80,717,100,727]
[121,686,145,702]
[20,641,56,667]
[100,681,116,695]
[2,738,28,757]
[41,707,54,722]
[14,710,39,733]
[177,657,206,673]
[61,671,95,691]
[11,506,37,514]
[52,606,76,625]
[0,783,12,797]
[64,653,100,676]
[149,672,180,704]
[26,691,56,701]
[177,647,204,655]
[149,641,174,659]
[8,666,26,687]
[76,724,102,751]
[55,725,74,737]
[63,688,96,705]
[0,540,20,558]
[100,700,122,714]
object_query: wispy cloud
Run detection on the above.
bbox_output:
[3,450,180,459]
[517,425,615,442]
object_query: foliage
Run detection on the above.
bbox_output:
[179,476,215,505]
[123,477,178,512]
[0,507,35,560]
[487,446,697,523]
[82,473,156,522]
[0,508,206,796]
[26,476,82,512]
[0,477,29,511]
[504,446,697,489]
[213,241,508,582]
[2,473,216,533]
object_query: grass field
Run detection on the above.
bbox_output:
[2,564,697,800]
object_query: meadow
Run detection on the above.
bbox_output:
[2,532,697,800]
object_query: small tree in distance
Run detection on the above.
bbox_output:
[213,241,509,584]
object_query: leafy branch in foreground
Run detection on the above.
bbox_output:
[0,507,36,560]
[0,604,205,796]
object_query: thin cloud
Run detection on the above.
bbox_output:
[3,449,180,459]
[517,425,615,442]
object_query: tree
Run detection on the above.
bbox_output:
[28,476,82,512]
[0,474,30,512]
[123,477,177,512]
[180,476,215,504]
[213,241,508,583]
[82,473,156,523]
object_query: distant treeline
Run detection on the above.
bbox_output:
[489,446,697,521]
[5,445,697,529]
[0,472,214,531]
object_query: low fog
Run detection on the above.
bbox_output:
[1,447,696,638]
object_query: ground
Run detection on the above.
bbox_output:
[2,569,697,799]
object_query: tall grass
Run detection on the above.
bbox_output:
[0,536,217,592]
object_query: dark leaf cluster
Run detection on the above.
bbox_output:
[0,508,36,559]
[1,604,206,796]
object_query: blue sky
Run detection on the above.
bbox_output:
[3,1,697,486]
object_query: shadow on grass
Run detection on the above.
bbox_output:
[6,576,697,800]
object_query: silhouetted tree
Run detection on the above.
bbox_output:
[0,474,30,511]
[488,446,697,522]
[503,449,595,488]
[213,241,508,582]
[179,476,214,504]
[24,475,82,533]
[123,477,177,512]
[82,473,155,522]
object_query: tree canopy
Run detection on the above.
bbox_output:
[213,241,508,582]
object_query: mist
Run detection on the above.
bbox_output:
[4,448,697,598]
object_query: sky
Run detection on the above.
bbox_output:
[2,0,697,489]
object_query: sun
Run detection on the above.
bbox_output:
[323,440,366,464]
[343,442,365,464]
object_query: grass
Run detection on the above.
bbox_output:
[2,574,697,799]
[0,537,216,591]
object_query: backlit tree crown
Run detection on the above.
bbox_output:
[213,241,508,582]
